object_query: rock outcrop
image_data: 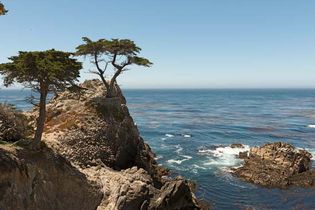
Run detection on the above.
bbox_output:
[0,79,206,210]
[233,142,315,188]
[0,146,102,210]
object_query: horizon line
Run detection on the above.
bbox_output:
[2,87,315,91]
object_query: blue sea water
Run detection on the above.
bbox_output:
[1,89,315,209]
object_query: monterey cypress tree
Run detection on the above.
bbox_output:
[76,37,152,98]
[0,49,82,149]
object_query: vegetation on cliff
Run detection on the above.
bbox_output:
[0,104,29,142]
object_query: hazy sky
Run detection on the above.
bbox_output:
[0,0,315,88]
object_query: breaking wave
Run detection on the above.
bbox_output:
[198,145,250,168]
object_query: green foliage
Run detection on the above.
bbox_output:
[0,2,7,15]
[76,37,152,68]
[130,56,152,67]
[76,37,109,57]
[106,39,141,56]
[76,37,152,97]
[0,49,82,92]
[0,104,29,142]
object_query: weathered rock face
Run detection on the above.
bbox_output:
[41,80,168,186]
[0,79,206,210]
[149,178,201,210]
[0,146,102,210]
[233,142,315,188]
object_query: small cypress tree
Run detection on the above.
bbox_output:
[0,49,82,149]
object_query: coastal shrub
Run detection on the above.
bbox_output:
[0,104,29,142]
[93,98,125,122]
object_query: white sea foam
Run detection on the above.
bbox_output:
[175,145,183,154]
[297,147,315,160]
[197,149,212,154]
[307,125,315,128]
[192,164,207,170]
[183,134,191,138]
[165,134,174,138]
[167,159,186,164]
[154,155,163,160]
[200,145,250,168]
[167,155,192,165]
[209,145,250,157]
[308,149,315,160]
[181,155,192,160]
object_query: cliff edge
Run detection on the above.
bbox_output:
[0,80,207,210]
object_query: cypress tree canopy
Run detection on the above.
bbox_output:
[0,49,82,92]
[76,37,152,97]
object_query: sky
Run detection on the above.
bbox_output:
[0,0,315,89]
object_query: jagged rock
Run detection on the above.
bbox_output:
[233,142,315,188]
[1,79,206,210]
[149,178,202,210]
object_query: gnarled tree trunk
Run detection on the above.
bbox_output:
[107,68,122,98]
[33,84,48,149]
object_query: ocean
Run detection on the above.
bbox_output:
[1,89,315,209]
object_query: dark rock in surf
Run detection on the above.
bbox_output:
[238,151,248,159]
[230,143,245,149]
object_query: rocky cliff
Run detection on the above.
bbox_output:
[0,80,206,210]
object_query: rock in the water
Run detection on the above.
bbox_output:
[230,143,244,148]
[238,151,248,159]
[233,142,315,188]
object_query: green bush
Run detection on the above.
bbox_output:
[0,104,29,142]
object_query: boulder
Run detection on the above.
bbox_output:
[149,177,203,210]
